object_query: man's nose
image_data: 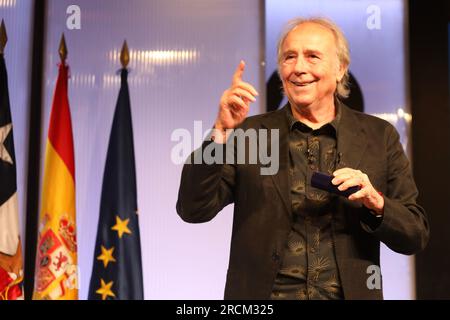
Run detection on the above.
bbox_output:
[293,57,307,75]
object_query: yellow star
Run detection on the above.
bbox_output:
[111,216,131,238]
[97,245,116,268]
[96,279,115,300]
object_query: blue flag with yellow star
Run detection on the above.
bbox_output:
[88,68,144,300]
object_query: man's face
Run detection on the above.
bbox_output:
[279,22,345,110]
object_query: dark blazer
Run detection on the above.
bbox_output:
[176,104,429,300]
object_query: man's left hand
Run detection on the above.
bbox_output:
[332,168,384,215]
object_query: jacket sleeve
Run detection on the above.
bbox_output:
[370,125,430,255]
[176,141,236,223]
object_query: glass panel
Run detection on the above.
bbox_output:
[42,0,263,299]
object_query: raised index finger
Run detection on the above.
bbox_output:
[232,60,245,85]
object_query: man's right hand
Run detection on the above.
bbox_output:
[212,61,259,143]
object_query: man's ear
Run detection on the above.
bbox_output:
[336,63,347,82]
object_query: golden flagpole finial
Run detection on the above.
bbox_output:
[0,20,8,55]
[59,33,68,62]
[120,40,130,68]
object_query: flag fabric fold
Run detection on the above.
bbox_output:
[0,53,24,300]
[88,68,144,300]
[33,62,78,300]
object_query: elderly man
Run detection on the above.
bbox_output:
[176,17,429,300]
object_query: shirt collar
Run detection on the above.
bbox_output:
[285,101,341,135]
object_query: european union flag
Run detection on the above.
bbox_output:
[88,68,144,300]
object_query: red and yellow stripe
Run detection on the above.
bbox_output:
[33,64,78,300]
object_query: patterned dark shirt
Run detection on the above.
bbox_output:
[270,105,344,300]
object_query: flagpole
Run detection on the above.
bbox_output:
[120,40,129,69]
[59,33,67,63]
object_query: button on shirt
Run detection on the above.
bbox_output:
[270,105,344,300]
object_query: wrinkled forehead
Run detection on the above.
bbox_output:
[282,22,338,53]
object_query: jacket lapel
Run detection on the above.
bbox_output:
[335,104,368,170]
[260,105,291,217]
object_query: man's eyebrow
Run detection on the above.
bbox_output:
[304,49,323,56]
[282,49,297,56]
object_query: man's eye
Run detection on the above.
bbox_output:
[309,54,319,59]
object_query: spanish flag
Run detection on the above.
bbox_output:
[33,61,78,300]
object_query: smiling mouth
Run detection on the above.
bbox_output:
[290,80,316,87]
